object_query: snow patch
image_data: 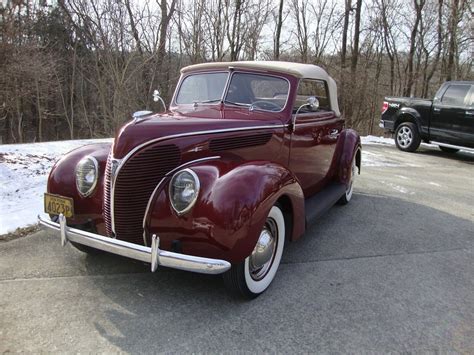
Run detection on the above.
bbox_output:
[361,135,394,145]
[362,150,400,167]
[395,175,410,180]
[380,180,415,195]
[0,139,112,234]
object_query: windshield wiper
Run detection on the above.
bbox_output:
[223,99,250,107]
[194,99,222,104]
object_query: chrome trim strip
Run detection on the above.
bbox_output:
[141,155,221,246]
[38,214,231,275]
[165,156,222,178]
[110,125,285,234]
[429,141,474,153]
[109,158,121,235]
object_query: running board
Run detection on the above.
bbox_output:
[429,141,474,153]
[305,183,346,227]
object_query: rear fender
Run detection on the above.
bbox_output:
[145,159,305,263]
[335,129,361,186]
[395,108,422,132]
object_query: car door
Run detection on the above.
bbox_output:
[289,79,343,197]
[431,83,473,146]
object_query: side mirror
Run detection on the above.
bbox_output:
[153,89,167,112]
[291,96,320,131]
[306,96,319,110]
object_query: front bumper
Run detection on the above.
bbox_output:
[38,214,231,275]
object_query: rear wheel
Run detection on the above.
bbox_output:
[439,146,459,154]
[395,122,421,152]
[223,205,285,299]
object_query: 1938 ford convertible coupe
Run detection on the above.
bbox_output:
[39,61,361,298]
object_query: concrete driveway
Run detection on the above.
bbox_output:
[1,144,473,353]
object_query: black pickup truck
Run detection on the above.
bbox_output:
[379,81,474,153]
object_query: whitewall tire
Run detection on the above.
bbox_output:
[338,151,358,205]
[223,205,285,298]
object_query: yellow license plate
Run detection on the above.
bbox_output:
[44,193,74,218]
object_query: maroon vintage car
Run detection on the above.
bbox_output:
[39,61,361,298]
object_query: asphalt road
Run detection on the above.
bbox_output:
[1,143,473,353]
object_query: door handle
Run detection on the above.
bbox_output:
[433,107,441,112]
[329,129,339,137]
[465,111,474,116]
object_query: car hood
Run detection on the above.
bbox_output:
[112,107,285,159]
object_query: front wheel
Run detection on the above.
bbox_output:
[223,205,285,299]
[395,122,421,152]
[338,151,358,205]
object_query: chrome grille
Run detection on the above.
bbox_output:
[107,144,181,245]
[103,154,113,236]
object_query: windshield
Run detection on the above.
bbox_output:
[225,73,289,112]
[176,72,228,104]
[175,71,290,112]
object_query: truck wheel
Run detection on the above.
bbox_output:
[338,150,358,205]
[395,122,421,152]
[439,146,459,154]
[223,205,285,299]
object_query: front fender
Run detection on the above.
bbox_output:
[145,159,305,263]
[47,143,111,231]
[335,129,361,186]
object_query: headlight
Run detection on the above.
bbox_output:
[75,156,99,197]
[169,169,200,215]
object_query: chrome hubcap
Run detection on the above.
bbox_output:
[397,126,413,147]
[249,218,278,281]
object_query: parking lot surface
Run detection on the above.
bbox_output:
[1,144,473,353]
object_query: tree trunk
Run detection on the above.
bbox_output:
[404,0,425,97]
[446,0,459,81]
[274,0,284,60]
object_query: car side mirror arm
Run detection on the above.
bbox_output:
[291,96,319,131]
[153,90,167,113]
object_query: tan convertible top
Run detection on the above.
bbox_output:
[181,61,340,116]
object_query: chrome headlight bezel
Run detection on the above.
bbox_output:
[169,168,200,215]
[75,156,99,197]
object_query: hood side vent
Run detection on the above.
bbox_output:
[210,133,272,151]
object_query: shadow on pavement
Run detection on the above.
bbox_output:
[80,193,473,353]
[417,146,474,164]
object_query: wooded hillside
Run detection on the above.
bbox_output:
[1,0,472,143]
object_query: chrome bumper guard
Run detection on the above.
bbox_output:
[37,214,231,275]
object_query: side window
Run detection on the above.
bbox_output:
[466,86,474,107]
[441,84,471,107]
[294,79,330,113]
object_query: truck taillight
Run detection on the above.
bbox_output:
[381,101,389,114]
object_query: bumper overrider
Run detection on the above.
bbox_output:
[37,214,231,275]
